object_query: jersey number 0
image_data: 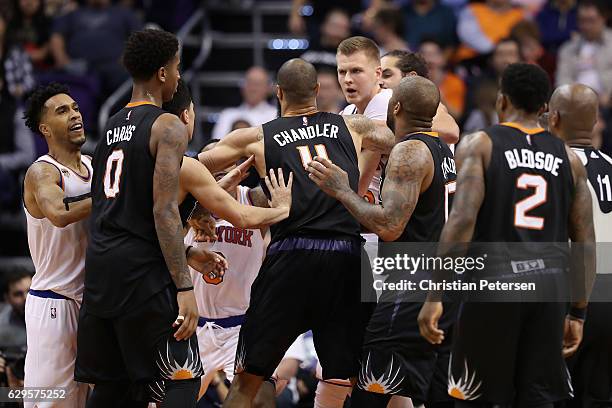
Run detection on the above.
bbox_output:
[104,149,124,198]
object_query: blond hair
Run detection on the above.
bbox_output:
[337,36,380,63]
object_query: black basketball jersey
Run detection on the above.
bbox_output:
[263,112,360,241]
[86,102,171,318]
[381,132,456,243]
[474,123,573,248]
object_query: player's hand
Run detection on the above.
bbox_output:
[562,316,584,358]
[217,155,255,192]
[307,156,351,198]
[174,290,199,341]
[6,365,23,388]
[187,247,228,278]
[187,204,216,243]
[418,301,445,344]
[265,168,293,212]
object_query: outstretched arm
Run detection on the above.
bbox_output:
[307,140,432,241]
[198,126,263,173]
[180,157,291,228]
[344,115,395,154]
[433,103,460,145]
[24,162,91,227]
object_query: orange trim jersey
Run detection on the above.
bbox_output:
[474,124,573,251]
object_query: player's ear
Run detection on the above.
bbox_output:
[276,85,283,101]
[408,71,418,77]
[537,103,548,117]
[180,109,190,126]
[314,83,320,97]
[549,110,560,130]
[158,66,166,84]
[39,123,51,139]
[393,101,401,116]
[375,65,382,80]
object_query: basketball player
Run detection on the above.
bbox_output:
[336,37,459,204]
[548,84,612,408]
[418,63,596,407]
[307,75,456,408]
[22,83,90,407]
[197,58,395,407]
[162,79,292,407]
[160,79,293,230]
[75,29,203,407]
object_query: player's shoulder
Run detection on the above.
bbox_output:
[363,89,392,120]
[25,158,62,186]
[339,104,357,116]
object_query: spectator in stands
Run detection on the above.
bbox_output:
[456,0,525,63]
[462,79,499,133]
[0,269,31,350]
[556,0,612,107]
[420,37,466,119]
[316,68,344,113]
[289,0,365,42]
[402,0,457,52]
[463,37,521,120]
[212,66,277,140]
[7,0,52,70]
[510,20,557,79]
[49,0,141,96]
[512,0,547,16]
[300,8,350,71]
[371,6,409,54]
[536,0,578,53]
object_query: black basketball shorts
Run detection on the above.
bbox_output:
[449,301,571,405]
[75,285,204,401]
[235,236,367,380]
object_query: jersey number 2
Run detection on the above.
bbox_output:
[296,144,330,169]
[104,150,124,198]
[514,173,547,230]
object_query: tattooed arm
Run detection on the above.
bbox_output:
[419,131,490,345]
[307,140,433,241]
[23,162,91,227]
[344,114,395,154]
[150,113,198,340]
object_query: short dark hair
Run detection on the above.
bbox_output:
[23,82,70,135]
[2,268,32,295]
[383,50,429,78]
[277,58,318,104]
[162,79,192,116]
[374,7,404,38]
[123,28,179,81]
[501,63,550,113]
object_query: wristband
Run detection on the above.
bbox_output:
[185,245,193,257]
[569,306,587,321]
[177,286,194,292]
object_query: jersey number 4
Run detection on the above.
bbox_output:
[296,144,330,169]
[104,149,124,198]
[514,173,547,230]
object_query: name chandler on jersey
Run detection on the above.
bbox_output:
[273,123,339,147]
[504,148,564,176]
[106,125,136,145]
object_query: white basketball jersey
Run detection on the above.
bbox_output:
[340,88,392,204]
[25,154,93,301]
[572,147,612,273]
[188,186,268,318]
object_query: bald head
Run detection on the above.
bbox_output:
[394,75,440,120]
[277,59,318,105]
[549,84,599,143]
